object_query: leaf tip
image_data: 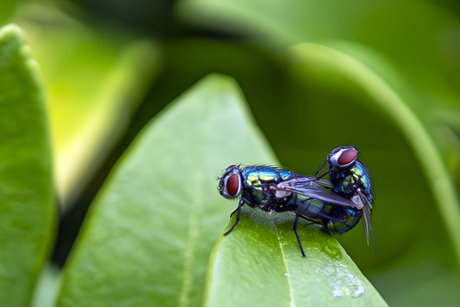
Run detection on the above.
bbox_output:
[0,23,26,43]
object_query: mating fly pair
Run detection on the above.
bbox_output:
[218,146,375,257]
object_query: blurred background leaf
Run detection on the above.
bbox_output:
[0,24,55,307]
[14,3,161,206]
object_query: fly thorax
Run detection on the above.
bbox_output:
[338,174,356,195]
[246,175,266,201]
[328,168,344,187]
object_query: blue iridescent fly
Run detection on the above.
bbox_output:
[315,146,375,253]
[276,177,364,235]
[218,165,362,257]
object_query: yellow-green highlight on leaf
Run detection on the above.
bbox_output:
[50,39,160,206]
[0,24,55,307]
[14,3,161,205]
[291,42,460,267]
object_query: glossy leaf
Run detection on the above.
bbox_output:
[174,1,460,304]
[0,24,55,307]
[57,73,385,306]
[57,74,275,306]
[206,207,386,306]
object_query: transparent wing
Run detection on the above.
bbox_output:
[275,176,362,209]
[355,188,376,256]
[313,178,332,188]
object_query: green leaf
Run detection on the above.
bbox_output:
[206,207,387,306]
[57,74,275,306]
[177,0,460,105]
[31,264,61,307]
[0,24,55,307]
[290,42,460,267]
[0,0,15,25]
[15,3,161,204]
[173,1,460,304]
[57,73,385,306]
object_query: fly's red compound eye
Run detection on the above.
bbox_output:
[338,148,358,166]
[226,173,240,197]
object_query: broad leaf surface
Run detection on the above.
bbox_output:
[175,1,460,305]
[206,207,386,306]
[57,74,274,306]
[0,24,55,307]
[57,73,386,306]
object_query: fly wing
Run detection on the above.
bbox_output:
[355,188,376,256]
[276,177,362,209]
[314,178,332,188]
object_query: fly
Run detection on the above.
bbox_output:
[218,165,361,257]
[315,146,376,254]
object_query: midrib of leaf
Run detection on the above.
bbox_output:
[179,171,204,307]
[292,43,460,267]
[276,231,295,307]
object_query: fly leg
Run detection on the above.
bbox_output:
[229,208,238,217]
[314,159,328,179]
[293,213,306,257]
[224,199,244,236]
